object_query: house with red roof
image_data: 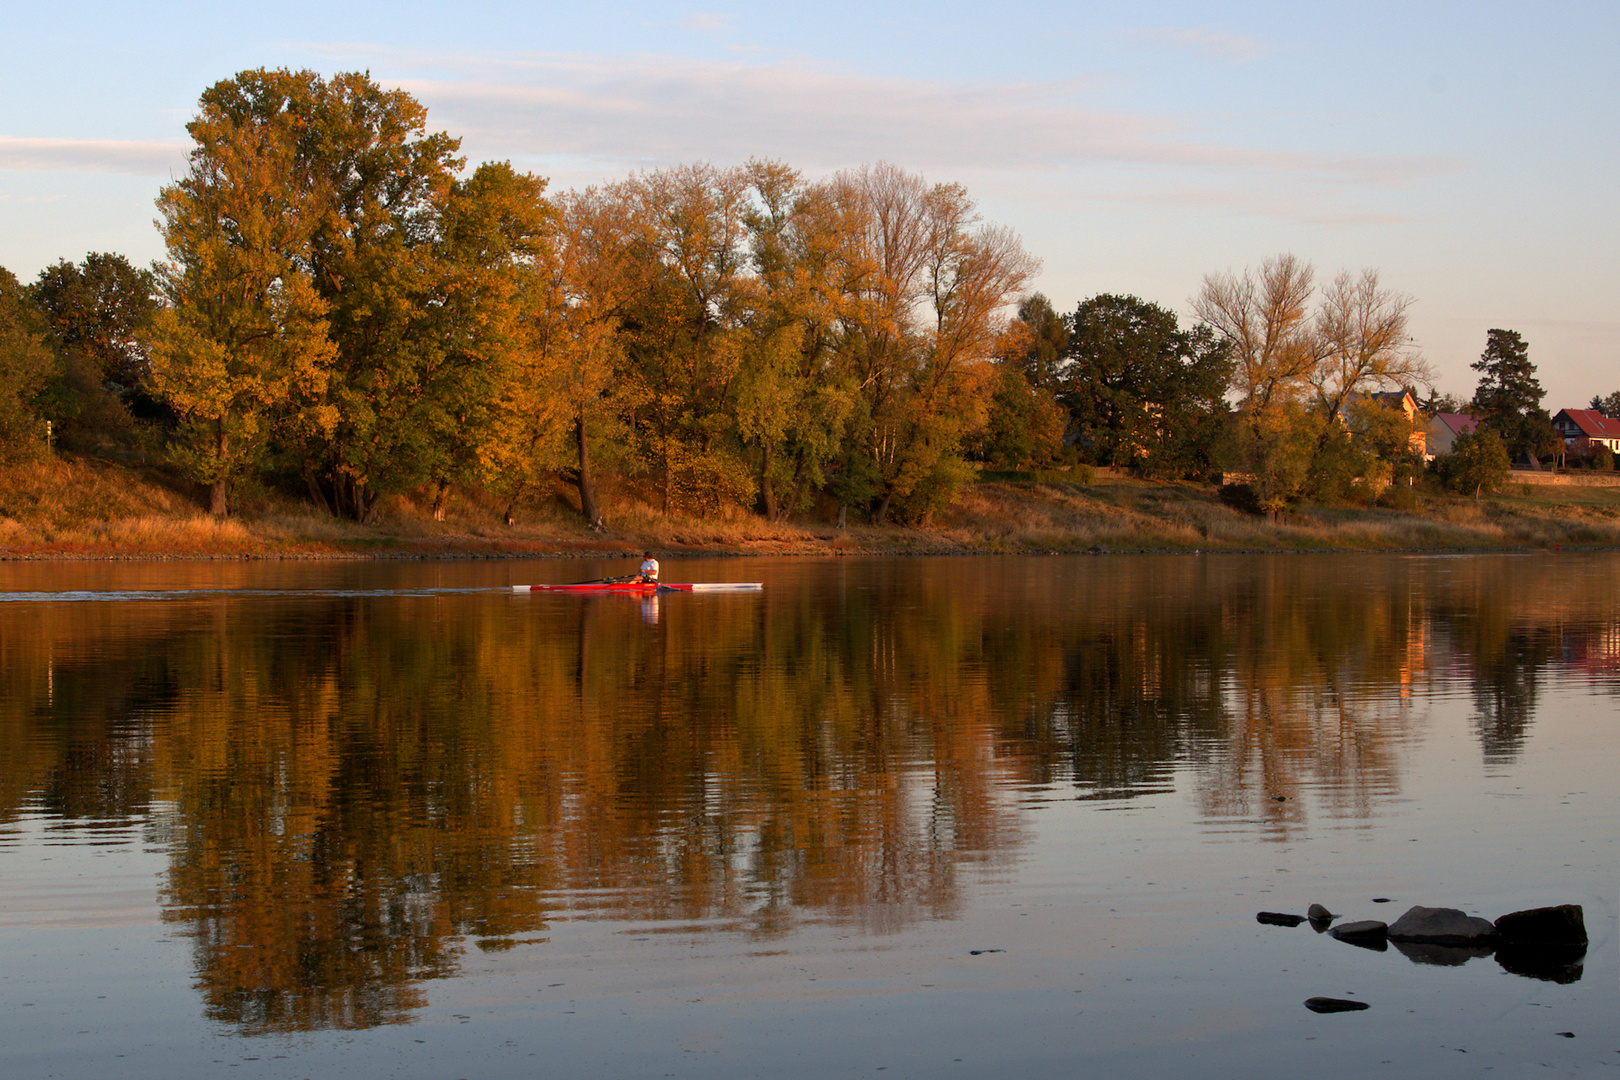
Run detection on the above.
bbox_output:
[1552,409,1620,458]
[1424,412,1480,460]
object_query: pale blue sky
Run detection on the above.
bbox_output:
[4,1,1615,406]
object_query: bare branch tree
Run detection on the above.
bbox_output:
[1192,253,1316,409]
[1310,269,1431,422]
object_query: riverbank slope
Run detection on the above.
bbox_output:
[3,457,1619,559]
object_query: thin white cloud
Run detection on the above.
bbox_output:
[0,136,187,175]
[675,13,735,36]
[3,48,1454,212]
[384,53,1453,188]
[1130,26,1273,62]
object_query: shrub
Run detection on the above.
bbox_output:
[1218,482,1262,515]
[1378,483,1420,511]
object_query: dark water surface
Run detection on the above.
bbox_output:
[1,553,1615,1078]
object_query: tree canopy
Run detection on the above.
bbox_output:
[1061,293,1230,476]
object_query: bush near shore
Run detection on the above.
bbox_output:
[2,458,1618,560]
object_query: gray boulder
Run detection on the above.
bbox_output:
[1307,903,1334,922]
[1387,906,1498,946]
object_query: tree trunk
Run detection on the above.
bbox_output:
[355,481,375,524]
[432,480,450,522]
[303,465,334,516]
[573,412,604,529]
[209,422,228,517]
[783,455,809,523]
[758,439,778,520]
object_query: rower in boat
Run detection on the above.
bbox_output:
[636,551,659,584]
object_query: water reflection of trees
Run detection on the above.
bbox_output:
[1,554,1616,1031]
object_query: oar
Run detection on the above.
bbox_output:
[571,574,636,585]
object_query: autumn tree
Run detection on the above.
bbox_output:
[1008,292,1069,391]
[832,162,1036,523]
[423,161,557,521]
[612,163,756,514]
[974,293,1069,471]
[733,160,868,519]
[149,73,338,516]
[1443,427,1511,497]
[0,267,55,463]
[1309,269,1431,423]
[154,69,552,522]
[1192,253,1317,410]
[279,70,470,520]
[484,182,638,528]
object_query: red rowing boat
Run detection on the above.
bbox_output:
[511,581,762,594]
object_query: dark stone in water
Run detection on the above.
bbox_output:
[1304,997,1370,1013]
[1387,906,1498,945]
[1329,921,1388,950]
[1495,905,1587,946]
[1307,903,1334,922]
[1257,911,1306,927]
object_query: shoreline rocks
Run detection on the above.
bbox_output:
[1260,901,1589,985]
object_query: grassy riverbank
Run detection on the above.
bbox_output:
[3,456,1620,560]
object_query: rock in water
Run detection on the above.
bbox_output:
[1304,997,1370,1013]
[1329,921,1389,949]
[1495,905,1588,983]
[1307,903,1335,922]
[1387,906,1498,945]
[1495,905,1587,945]
[1257,911,1306,927]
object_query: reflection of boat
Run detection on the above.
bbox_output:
[511,581,763,594]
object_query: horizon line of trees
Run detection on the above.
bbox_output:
[1,69,1611,526]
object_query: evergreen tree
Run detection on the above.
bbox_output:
[1588,391,1620,417]
[1470,329,1553,462]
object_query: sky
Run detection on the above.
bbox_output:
[3,1,1616,408]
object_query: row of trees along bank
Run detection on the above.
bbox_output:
[146,69,1038,525]
[2,69,1607,527]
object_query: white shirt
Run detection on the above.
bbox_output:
[639,557,659,580]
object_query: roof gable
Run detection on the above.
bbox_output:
[1554,409,1620,438]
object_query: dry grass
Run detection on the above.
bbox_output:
[3,456,1618,560]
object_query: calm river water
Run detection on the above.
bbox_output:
[0,553,1615,1079]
